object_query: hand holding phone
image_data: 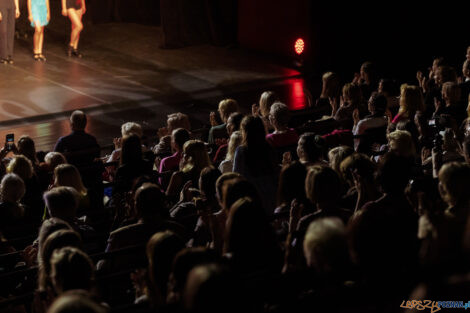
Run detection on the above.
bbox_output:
[6,134,14,151]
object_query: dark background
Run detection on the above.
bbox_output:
[73,0,469,81]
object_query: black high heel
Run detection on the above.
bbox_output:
[33,53,40,61]
[39,54,47,62]
[72,48,83,58]
[67,45,73,57]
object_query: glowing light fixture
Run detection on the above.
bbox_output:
[294,38,305,55]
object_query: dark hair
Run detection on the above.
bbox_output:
[173,128,190,150]
[277,161,307,206]
[305,166,341,204]
[184,263,240,313]
[376,152,412,194]
[147,231,185,306]
[224,197,282,270]
[17,135,38,165]
[39,229,82,291]
[51,247,95,294]
[240,116,276,176]
[379,79,399,97]
[120,134,143,166]
[340,153,376,185]
[298,132,324,162]
[222,178,260,212]
[369,92,387,115]
[199,166,222,199]
[38,218,73,260]
[135,183,168,221]
[44,187,79,222]
[227,112,244,132]
[171,247,219,293]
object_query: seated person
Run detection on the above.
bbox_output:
[0,173,26,240]
[152,112,191,157]
[208,98,239,145]
[101,183,185,272]
[158,128,190,188]
[266,102,299,148]
[352,92,389,150]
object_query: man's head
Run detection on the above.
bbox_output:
[70,111,87,132]
[44,187,79,222]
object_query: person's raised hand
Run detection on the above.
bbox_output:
[352,108,360,126]
[113,137,122,150]
[282,151,292,166]
[210,111,218,127]
[158,127,168,139]
[252,103,260,117]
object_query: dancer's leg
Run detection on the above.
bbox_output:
[67,9,82,49]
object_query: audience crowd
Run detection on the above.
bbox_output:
[1,46,470,313]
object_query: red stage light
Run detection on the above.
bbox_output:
[294,38,305,55]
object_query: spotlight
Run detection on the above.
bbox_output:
[294,38,305,55]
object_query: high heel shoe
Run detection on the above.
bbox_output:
[33,53,40,61]
[67,45,73,57]
[72,49,83,58]
[39,54,47,62]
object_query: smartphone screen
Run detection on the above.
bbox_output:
[6,134,14,143]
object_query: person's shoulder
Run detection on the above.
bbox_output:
[110,222,143,239]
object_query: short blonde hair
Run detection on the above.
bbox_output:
[303,217,346,269]
[387,130,416,157]
[167,113,191,132]
[121,122,143,138]
[44,152,67,170]
[7,155,34,181]
[218,99,239,121]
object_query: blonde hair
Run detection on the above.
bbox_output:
[342,83,362,104]
[44,152,67,170]
[7,155,33,181]
[387,130,416,157]
[167,113,191,132]
[54,164,87,195]
[181,140,211,173]
[438,162,470,206]
[259,91,278,117]
[442,82,461,104]
[121,122,143,138]
[225,131,243,162]
[398,84,424,119]
[218,99,239,121]
[321,72,341,98]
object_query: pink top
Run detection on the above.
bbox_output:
[266,128,299,148]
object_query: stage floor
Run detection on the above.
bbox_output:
[0,22,305,152]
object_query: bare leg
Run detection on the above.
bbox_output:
[67,9,83,49]
[38,27,44,54]
[34,24,42,54]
